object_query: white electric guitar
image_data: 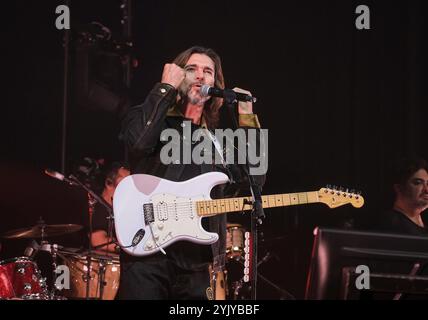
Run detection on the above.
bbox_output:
[113,172,364,256]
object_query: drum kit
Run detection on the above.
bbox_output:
[0,218,120,300]
[1,219,280,300]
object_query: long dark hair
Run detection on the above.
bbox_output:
[173,46,225,129]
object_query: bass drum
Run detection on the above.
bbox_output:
[61,251,120,300]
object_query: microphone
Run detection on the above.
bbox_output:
[200,85,257,103]
[44,169,77,186]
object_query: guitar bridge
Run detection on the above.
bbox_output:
[143,203,154,224]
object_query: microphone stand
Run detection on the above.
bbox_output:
[234,251,296,300]
[223,92,265,301]
[86,193,95,299]
[68,174,113,300]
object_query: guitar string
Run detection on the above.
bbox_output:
[149,192,327,210]
[141,192,358,219]
[146,191,357,212]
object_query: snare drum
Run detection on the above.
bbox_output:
[226,223,245,260]
[62,252,120,300]
[0,257,48,300]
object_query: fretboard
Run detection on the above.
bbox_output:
[196,192,320,217]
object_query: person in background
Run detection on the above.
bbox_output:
[377,156,428,236]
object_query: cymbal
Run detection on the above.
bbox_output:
[2,224,83,239]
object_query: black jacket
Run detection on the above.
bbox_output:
[119,82,266,271]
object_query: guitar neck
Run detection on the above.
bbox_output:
[196,192,320,217]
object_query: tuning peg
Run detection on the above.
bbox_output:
[326,184,332,189]
[332,185,338,190]
[350,189,356,194]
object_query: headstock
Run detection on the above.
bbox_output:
[317,185,364,209]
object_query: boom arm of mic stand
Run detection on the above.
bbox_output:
[68,174,113,214]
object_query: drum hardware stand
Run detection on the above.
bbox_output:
[37,218,60,299]
[98,259,108,300]
[49,242,61,299]
[84,194,96,299]
[29,217,60,298]
[67,174,113,300]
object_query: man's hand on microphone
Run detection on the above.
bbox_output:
[233,87,253,114]
[161,63,185,89]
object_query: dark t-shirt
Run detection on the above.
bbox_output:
[89,201,115,239]
[376,209,428,237]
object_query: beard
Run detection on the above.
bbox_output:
[418,196,428,207]
[179,81,210,106]
[410,195,428,209]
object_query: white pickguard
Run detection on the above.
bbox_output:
[113,172,230,256]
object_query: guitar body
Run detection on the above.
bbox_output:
[113,172,230,256]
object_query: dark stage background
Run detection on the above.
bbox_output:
[2,0,427,299]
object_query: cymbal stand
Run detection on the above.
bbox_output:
[68,175,112,300]
[37,218,59,298]
[83,193,96,299]
[49,243,60,299]
[98,259,107,300]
